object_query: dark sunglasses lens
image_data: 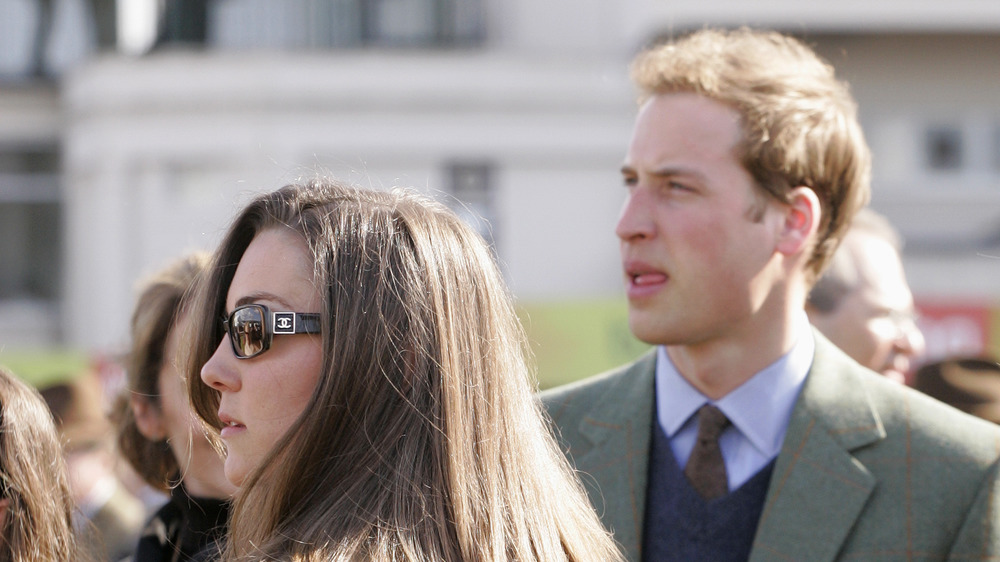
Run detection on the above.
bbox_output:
[231,306,265,358]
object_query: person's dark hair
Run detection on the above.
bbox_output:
[0,367,85,560]
[114,252,210,491]
[807,208,902,313]
[187,179,623,561]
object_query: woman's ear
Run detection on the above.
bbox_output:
[776,186,821,256]
[131,395,167,441]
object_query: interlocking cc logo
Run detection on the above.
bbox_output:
[273,312,295,334]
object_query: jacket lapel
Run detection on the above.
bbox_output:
[572,351,656,562]
[750,332,885,562]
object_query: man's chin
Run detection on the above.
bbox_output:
[628,319,680,347]
[628,315,663,345]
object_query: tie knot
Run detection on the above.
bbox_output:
[696,404,730,439]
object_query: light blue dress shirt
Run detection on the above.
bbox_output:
[655,312,814,492]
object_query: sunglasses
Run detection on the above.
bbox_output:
[222,304,321,359]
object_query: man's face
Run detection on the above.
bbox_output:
[809,232,925,382]
[617,93,787,348]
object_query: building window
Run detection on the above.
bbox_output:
[0,0,106,79]
[925,126,964,171]
[0,146,61,301]
[447,161,495,249]
[363,0,483,46]
[0,203,60,300]
[209,0,485,49]
[161,0,209,46]
[993,125,1000,172]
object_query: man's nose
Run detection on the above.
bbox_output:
[895,314,926,359]
[615,186,655,242]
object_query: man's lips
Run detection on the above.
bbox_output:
[624,261,668,296]
[632,272,668,285]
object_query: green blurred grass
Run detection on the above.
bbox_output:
[0,347,91,388]
[518,297,650,390]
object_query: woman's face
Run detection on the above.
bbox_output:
[200,227,324,487]
[156,312,236,498]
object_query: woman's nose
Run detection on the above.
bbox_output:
[200,338,241,392]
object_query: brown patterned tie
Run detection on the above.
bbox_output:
[684,404,731,500]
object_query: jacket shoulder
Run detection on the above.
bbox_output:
[867,372,1000,461]
[809,331,1000,464]
[539,351,655,421]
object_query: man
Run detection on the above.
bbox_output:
[542,28,1000,562]
[806,208,925,383]
[41,370,146,561]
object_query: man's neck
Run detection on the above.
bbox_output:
[665,309,805,400]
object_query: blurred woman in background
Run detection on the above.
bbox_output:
[114,252,236,561]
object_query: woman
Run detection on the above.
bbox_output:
[0,366,86,561]
[187,180,623,561]
[114,253,236,561]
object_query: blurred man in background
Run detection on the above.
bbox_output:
[41,369,146,561]
[806,207,925,383]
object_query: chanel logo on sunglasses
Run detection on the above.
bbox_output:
[224,305,320,359]
[273,312,295,334]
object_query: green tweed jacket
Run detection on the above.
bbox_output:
[541,331,1000,561]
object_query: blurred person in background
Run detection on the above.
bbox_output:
[807,207,925,383]
[41,370,146,561]
[187,180,623,561]
[114,252,236,561]
[0,366,90,560]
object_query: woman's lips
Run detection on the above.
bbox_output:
[218,413,245,438]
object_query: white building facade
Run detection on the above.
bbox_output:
[2,0,1000,372]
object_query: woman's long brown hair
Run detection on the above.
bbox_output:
[0,367,86,561]
[188,180,623,561]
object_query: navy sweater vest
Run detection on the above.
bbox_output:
[641,417,775,562]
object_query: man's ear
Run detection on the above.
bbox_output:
[776,186,821,256]
[131,395,167,441]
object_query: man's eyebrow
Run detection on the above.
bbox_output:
[620,165,706,181]
[651,166,703,179]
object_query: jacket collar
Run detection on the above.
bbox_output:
[750,330,884,562]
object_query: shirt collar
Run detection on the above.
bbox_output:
[655,311,814,459]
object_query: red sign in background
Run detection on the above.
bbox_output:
[915,300,993,366]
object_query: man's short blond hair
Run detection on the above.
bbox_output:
[631,27,871,282]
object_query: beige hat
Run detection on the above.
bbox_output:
[912,357,1000,425]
